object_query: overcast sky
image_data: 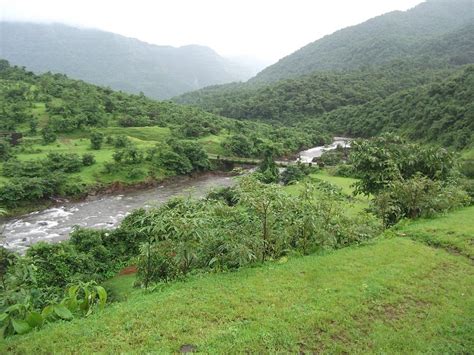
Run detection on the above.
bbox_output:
[1,0,424,64]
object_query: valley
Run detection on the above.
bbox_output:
[0,0,473,352]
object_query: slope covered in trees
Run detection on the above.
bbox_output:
[0,22,253,99]
[321,65,474,149]
[174,61,457,122]
[0,60,334,209]
[252,0,474,83]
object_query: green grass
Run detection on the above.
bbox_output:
[394,206,474,259]
[197,134,228,155]
[284,170,370,215]
[2,206,474,353]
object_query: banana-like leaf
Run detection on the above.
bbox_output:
[95,286,107,309]
[11,318,31,335]
[41,305,54,319]
[26,311,43,328]
[53,304,73,320]
[0,313,9,323]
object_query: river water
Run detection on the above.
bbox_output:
[0,174,235,253]
[0,137,350,253]
[298,137,351,163]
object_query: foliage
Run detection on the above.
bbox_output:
[351,135,458,196]
[90,131,104,150]
[372,175,469,227]
[82,153,96,166]
[256,147,279,184]
[41,126,56,144]
[127,175,380,285]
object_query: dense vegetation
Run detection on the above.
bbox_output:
[252,0,474,83]
[0,60,331,210]
[2,136,471,337]
[0,22,255,99]
[322,66,474,148]
[175,61,456,121]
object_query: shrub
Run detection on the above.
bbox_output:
[460,160,474,179]
[280,164,313,185]
[41,127,57,145]
[113,135,130,148]
[329,164,356,178]
[0,138,11,161]
[113,146,144,165]
[45,153,82,173]
[90,131,104,150]
[372,175,469,226]
[82,153,96,166]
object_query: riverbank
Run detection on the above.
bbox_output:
[0,171,239,253]
[3,206,473,353]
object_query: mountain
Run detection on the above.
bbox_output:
[173,60,457,121]
[251,0,474,83]
[0,22,253,99]
[321,65,474,149]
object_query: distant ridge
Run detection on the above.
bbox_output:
[251,0,474,83]
[0,22,253,99]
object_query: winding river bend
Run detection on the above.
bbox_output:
[0,137,350,252]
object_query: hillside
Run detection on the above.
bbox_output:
[175,61,455,121]
[321,65,474,148]
[0,22,252,99]
[2,201,473,352]
[0,60,332,210]
[252,0,474,83]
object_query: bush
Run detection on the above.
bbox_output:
[113,146,144,165]
[45,153,83,173]
[0,138,11,161]
[329,164,356,178]
[113,135,130,148]
[280,164,314,185]
[158,150,192,175]
[460,160,474,179]
[372,175,469,226]
[127,167,145,179]
[82,153,96,166]
[90,131,104,150]
[41,127,57,144]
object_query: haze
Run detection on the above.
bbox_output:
[1,0,423,64]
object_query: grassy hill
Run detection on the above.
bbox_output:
[2,204,472,353]
[0,22,253,99]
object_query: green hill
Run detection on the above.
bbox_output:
[252,0,474,83]
[322,65,474,148]
[0,22,253,99]
[2,205,473,353]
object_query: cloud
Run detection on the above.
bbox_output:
[0,0,423,62]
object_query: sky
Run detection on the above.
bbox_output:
[1,0,424,64]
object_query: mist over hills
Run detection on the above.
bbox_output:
[251,0,474,83]
[0,22,254,99]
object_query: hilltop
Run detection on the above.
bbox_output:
[0,22,253,99]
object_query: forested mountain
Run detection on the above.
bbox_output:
[321,65,474,149]
[252,0,474,83]
[0,22,253,99]
[174,61,456,121]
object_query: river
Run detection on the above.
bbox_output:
[0,137,350,253]
[0,174,235,253]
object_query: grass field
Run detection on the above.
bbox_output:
[284,170,371,215]
[0,128,231,189]
[1,205,473,353]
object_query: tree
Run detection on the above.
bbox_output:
[90,132,104,150]
[257,146,279,183]
[239,176,285,262]
[0,138,11,161]
[41,127,57,145]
